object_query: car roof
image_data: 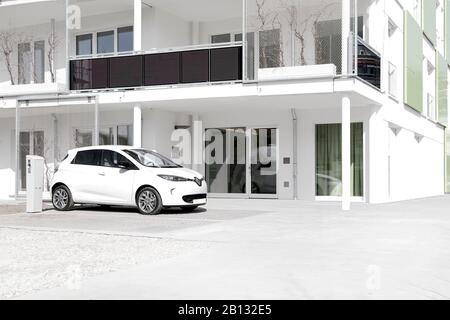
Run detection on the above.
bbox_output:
[69,146,138,153]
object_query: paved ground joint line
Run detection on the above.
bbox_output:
[0,225,224,244]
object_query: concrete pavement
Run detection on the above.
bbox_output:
[1,197,450,299]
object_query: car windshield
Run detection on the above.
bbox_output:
[124,149,181,168]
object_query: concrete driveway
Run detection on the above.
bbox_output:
[1,197,450,300]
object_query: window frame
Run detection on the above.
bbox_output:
[74,25,134,57]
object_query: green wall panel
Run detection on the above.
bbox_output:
[447,0,450,64]
[404,11,423,113]
[423,0,437,45]
[437,53,449,126]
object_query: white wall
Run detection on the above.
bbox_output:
[142,109,178,158]
[0,118,15,198]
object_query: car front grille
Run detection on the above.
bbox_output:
[182,194,207,204]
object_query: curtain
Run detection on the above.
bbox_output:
[351,123,364,197]
[316,123,364,197]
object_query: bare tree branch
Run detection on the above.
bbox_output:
[0,31,17,85]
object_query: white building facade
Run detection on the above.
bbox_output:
[0,0,448,208]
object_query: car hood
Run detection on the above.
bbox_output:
[147,167,204,180]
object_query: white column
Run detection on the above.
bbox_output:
[134,0,142,51]
[341,0,351,75]
[93,97,99,146]
[191,115,203,174]
[342,96,351,211]
[15,101,20,198]
[65,0,70,90]
[134,105,142,148]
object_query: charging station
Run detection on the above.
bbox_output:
[26,155,45,213]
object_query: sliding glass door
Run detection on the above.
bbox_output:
[205,127,278,198]
[315,123,364,198]
[249,128,277,197]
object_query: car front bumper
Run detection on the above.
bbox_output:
[160,181,208,207]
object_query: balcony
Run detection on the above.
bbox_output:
[357,38,381,89]
[66,0,380,92]
[70,43,243,91]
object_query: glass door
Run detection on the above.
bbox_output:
[248,128,278,198]
[205,128,247,196]
[19,130,44,190]
[205,127,278,198]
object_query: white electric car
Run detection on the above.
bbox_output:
[50,146,207,215]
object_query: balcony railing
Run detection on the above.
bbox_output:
[70,43,243,91]
[357,38,381,89]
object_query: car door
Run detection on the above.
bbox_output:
[96,150,137,205]
[69,149,103,203]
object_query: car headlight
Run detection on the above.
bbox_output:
[158,175,190,182]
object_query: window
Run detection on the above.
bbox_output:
[18,41,45,85]
[211,33,231,44]
[101,150,135,168]
[117,26,133,52]
[34,41,45,83]
[75,126,132,147]
[100,127,114,145]
[316,123,364,197]
[76,34,93,56]
[77,26,133,56]
[117,125,133,145]
[74,129,93,148]
[97,30,114,54]
[388,62,397,98]
[18,43,31,84]
[73,150,102,166]
[259,29,282,68]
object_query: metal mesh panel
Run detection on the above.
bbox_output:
[244,0,345,80]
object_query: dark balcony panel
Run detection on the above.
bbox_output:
[210,47,243,82]
[180,50,209,83]
[357,41,381,89]
[144,52,180,86]
[109,55,143,88]
[70,58,109,90]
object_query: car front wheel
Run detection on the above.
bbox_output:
[52,185,74,211]
[136,187,163,215]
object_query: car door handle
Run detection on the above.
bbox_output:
[98,172,106,176]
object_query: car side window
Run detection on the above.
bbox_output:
[101,150,134,169]
[72,150,102,166]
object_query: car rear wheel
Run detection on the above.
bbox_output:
[136,187,163,215]
[52,185,74,211]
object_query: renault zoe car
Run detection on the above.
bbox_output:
[51,146,207,215]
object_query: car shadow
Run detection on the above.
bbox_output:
[43,205,207,216]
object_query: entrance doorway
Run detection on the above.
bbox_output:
[205,127,278,198]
